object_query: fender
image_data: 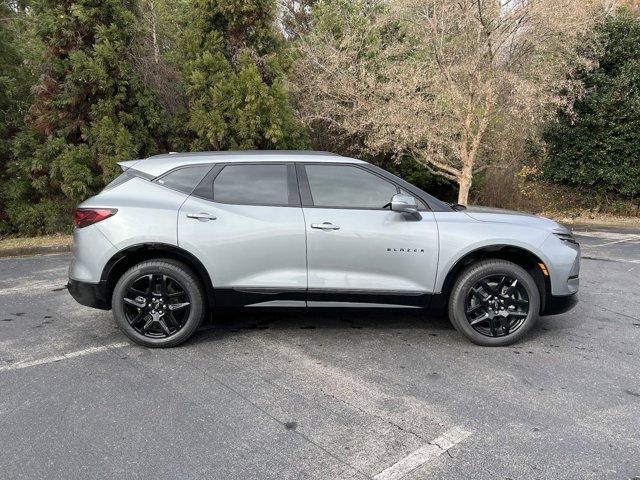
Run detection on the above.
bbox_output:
[429,242,551,316]
[435,237,552,294]
[100,242,215,310]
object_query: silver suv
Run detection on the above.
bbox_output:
[68,151,579,347]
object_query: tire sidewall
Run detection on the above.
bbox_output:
[449,260,540,346]
[112,261,204,347]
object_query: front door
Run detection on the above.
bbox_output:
[178,163,307,307]
[298,163,439,307]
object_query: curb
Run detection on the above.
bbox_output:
[551,219,640,231]
[0,243,73,258]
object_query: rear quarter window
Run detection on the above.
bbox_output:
[155,165,211,194]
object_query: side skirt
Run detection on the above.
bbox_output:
[214,288,306,308]
[214,287,435,310]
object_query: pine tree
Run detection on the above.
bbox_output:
[180,0,307,150]
[7,0,167,234]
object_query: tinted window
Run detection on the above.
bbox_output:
[213,164,290,205]
[305,165,398,208]
[156,165,211,194]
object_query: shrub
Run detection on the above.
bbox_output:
[543,11,640,199]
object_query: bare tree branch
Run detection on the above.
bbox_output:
[290,0,603,203]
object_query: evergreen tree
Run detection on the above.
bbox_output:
[0,2,29,164]
[543,11,640,199]
[180,0,307,150]
[0,1,33,232]
[6,0,167,234]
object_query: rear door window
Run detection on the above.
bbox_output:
[212,164,294,206]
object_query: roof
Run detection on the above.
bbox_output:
[119,150,366,178]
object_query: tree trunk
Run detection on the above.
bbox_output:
[457,147,475,204]
[456,92,493,205]
[457,174,472,204]
[148,0,160,64]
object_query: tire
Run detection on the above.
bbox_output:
[448,259,540,346]
[112,259,205,347]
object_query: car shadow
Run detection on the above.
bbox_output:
[188,308,455,345]
[185,307,576,347]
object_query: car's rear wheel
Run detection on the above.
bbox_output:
[112,259,205,347]
[448,259,540,346]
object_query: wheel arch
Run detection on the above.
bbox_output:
[100,243,215,312]
[434,244,551,315]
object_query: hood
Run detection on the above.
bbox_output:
[463,205,570,234]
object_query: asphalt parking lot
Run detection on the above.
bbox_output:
[1,227,639,480]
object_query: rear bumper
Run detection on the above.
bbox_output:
[541,292,578,316]
[67,279,110,310]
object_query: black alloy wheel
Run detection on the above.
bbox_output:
[122,273,191,338]
[465,274,529,337]
[112,259,205,347]
[448,259,540,346]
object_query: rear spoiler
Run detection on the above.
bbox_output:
[114,159,155,182]
[117,159,141,171]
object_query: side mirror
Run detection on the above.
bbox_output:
[390,194,421,219]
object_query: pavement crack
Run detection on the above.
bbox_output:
[165,350,372,480]
[428,438,448,452]
[321,389,428,442]
[209,340,437,445]
[589,302,640,322]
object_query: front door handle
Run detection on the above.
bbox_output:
[186,212,217,221]
[311,222,340,231]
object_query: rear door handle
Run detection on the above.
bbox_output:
[311,222,340,231]
[186,212,217,221]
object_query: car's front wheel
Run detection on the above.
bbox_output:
[112,259,205,347]
[448,259,540,346]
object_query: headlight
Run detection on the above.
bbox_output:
[554,232,578,245]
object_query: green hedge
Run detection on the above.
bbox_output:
[543,12,640,199]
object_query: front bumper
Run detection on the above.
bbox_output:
[67,279,110,310]
[540,233,580,296]
[541,292,578,316]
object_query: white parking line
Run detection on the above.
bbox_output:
[0,278,68,296]
[584,238,637,248]
[0,342,129,372]
[373,426,472,480]
[573,230,640,241]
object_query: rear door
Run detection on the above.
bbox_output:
[178,163,307,307]
[298,163,439,307]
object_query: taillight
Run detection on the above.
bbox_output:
[73,208,117,228]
